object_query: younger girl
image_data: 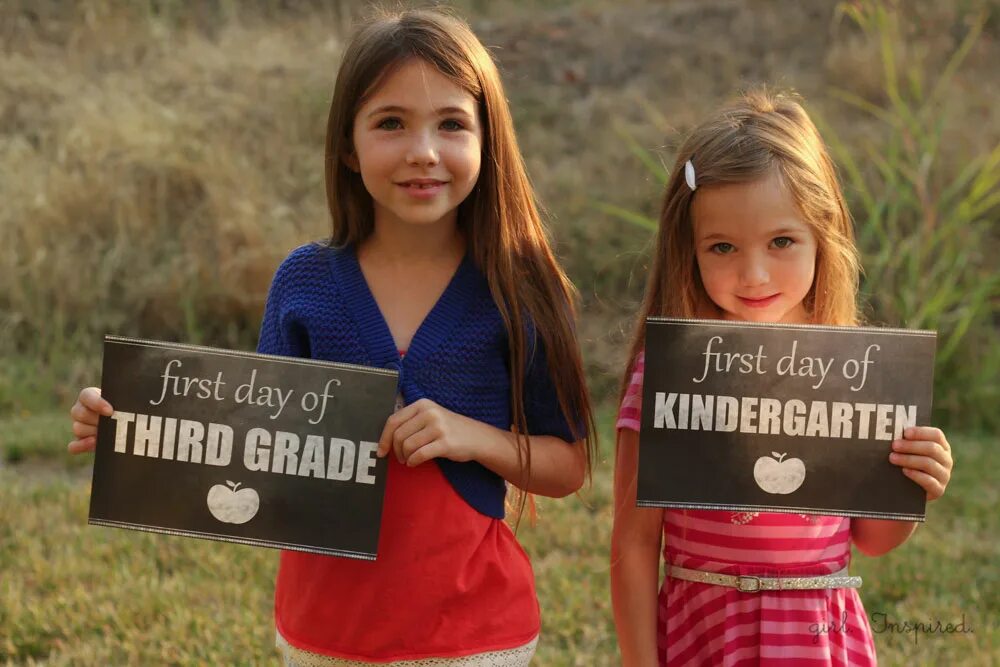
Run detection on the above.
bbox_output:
[70,8,595,665]
[610,90,953,666]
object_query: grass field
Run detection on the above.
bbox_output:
[1,408,996,665]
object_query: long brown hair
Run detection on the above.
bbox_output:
[622,89,861,399]
[324,7,595,508]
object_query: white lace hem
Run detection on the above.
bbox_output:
[276,632,539,666]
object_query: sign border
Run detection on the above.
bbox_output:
[102,334,398,377]
[635,501,925,522]
[88,518,377,559]
[90,334,397,558]
[639,317,935,522]
[648,317,936,338]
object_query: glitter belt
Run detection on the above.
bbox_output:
[667,565,862,593]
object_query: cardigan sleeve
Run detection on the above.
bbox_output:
[256,249,311,359]
[522,328,584,443]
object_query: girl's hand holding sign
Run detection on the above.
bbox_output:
[68,387,113,454]
[852,426,954,558]
[891,426,953,501]
[378,398,483,466]
[379,398,586,497]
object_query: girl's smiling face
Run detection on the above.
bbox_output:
[348,58,483,234]
[691,169,817,324]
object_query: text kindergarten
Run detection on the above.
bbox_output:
[89,337,399,559]
[654,337,915,441]
[637,319,936,521]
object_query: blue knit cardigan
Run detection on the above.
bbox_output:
[256,243,577,518]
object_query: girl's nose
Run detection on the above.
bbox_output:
[405,131,440,167]
[739,256,770,287]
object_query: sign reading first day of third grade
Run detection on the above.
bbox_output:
[89,336,399,560]
[637,318,936,521]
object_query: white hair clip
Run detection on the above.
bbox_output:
[684,159,697,191]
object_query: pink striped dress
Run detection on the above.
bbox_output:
[617,353,878,666]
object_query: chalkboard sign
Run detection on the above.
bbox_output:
[637,319,936,521]
[89,336,398,559]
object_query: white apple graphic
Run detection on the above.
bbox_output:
[753,452,806,495]
[207,480,260,524]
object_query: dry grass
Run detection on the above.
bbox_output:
[3,0,998,401]
[1,4,340,363]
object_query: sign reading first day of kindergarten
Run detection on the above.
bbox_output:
[89,336,398,560]
[637,318,936,521]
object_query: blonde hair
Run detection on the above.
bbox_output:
[324,8,596,507]
[623,89,861,383]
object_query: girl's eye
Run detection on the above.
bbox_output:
[710,242,735,255]
[376,117,402,130]
[771,236,794,249]
[440,119,464,131]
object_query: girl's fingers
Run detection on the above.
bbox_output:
[902,468,946,501]
[378,400,442,459]
[80,387,113,416]
[68,389,111,455]
[376,426,392,457]
[72,421,98,439]
[903,426,949,452]
[67,437,96,454]
[892,438,953,467]
[69,401,101,426]
[376,402,421,456]
[400,428,438,463]
[392,417,429,464]
[406,439,447,467]
[889,451,949,481]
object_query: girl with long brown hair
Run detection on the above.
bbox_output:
[610,89,953,665]
[70,7,594,665]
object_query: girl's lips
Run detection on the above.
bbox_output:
[737,293,780,308]
[397,180,447,199]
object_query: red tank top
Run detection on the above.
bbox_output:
[274,374,539,661]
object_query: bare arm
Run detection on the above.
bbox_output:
[377,398,585,498]
[851,519,918,556]
[611,427,663,667]
[467,428,585,498]
[852,426,953,556]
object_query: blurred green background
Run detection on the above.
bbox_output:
[1,0,997,664]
